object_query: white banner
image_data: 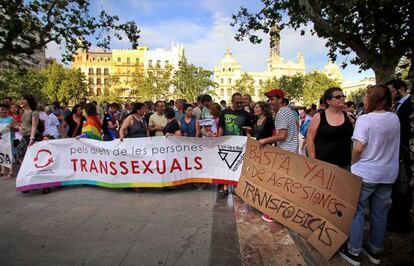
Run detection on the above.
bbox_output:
[16,136,247,191]
[0,124,13,168]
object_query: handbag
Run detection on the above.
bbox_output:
[393,158,410,195]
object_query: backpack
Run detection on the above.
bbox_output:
[300,119,311,137]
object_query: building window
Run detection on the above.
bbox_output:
[89,87,94,96]
[96,68,101,75]
[89,78,94,85]
[97,78,101,85]
[227,88,232,95]
[96,88,101,96]
[221,78,224,84]
[117,57,121,63]
[165,60,169,66]
[88,68,93,75]
[86,55,89,60]
[92,57,96,61]
[156,60,161,66]
[220,89,224,96]
[136,58,139,64]
[127,68,130,74]
[104,78,108,85]
[222,68,225,72]
[148,60,153,67]
[259,79,262,84]
[228,68,231,71]
[127,58,130,64]
[228,78,231,84]
[104,68,109,75]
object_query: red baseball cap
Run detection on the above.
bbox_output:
[265,89,285,99]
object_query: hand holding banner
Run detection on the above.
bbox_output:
[0,124,13,168]
[235,138,362,259]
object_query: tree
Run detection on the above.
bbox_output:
[278,74,305,103]
[259,76,279,99]
[348,88,367,106]
[232,72,255,96]
[130,65,173,101]
[0,0,140,65]
[40,63,87,102]
[232,1,414,83]
[0,69,45,102]
[303,71,339,107]
[172,60,216,103]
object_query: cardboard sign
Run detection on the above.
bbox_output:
[235,138,362,259]
[17,136,246,191]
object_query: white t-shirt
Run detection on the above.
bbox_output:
[351,112,400,183]
[275,106,299,153]
[44,113,61,139]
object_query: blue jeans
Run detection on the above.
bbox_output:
[348,182,393,254]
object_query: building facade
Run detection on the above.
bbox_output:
[72,44,184,97]
[213,31,306,101]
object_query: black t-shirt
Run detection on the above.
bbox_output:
[252,116,274,140]
[163,119,180,135]
[218,108,252,136]
[65,114,86,138]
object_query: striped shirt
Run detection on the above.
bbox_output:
[275,106,299,153]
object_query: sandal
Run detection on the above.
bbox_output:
[4,173,15,180]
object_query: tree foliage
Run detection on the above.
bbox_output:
[40,63,87,103]
[279,74,305,103]
[232,72,255,96]
[0,68,45,102]
[0,0,140,65]
[172,60,216,103]
[259,76,279,99]
[348,88,367,106]
[231,0,414,83]
[303,71,339,107]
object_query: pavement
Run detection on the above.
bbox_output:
[0,177,413,266]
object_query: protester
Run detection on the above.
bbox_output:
[16,94,39,164]
[9,103,22,150]
[119,102,149,140]
[102,102,120,141]
[61,101,71,120]
[43,106,61,139]
[2,97,12,108]
[61,104,86,138]
[259,88,299,221]
[251,101,274,140]
[192,95,203,119]
[345,101,357,125]
[92,101,105,124]
[179,104,200,137]
[386,79,413,233]
[200,94,214,120]
[218,93,252,198]
[220,100,227,110]
[37,104,48,127]
[306,87,353,169]
[163,107,182,136]
[339,84,400,266]
[242,94,254,115]
[148,101,167,136]
[201,103,221,137]
[0,104,15,179]
[175,99,186,121]
[77,103,102,140]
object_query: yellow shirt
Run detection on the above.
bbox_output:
[148,113,167,136]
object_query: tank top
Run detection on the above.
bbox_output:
[180,116,197,137]
[127,115,147,138]
[314,111,353,166]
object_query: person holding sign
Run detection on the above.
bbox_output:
[0,104,15,179]
[119,102,149,140]
[339,85,400,266]
[306,87,353,170]
[259,89,299,222]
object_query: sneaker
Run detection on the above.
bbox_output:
[339,245,361,266]
[362,245,380,264]
[261,214,274,222]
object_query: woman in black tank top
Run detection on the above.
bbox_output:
[306,87,353,168]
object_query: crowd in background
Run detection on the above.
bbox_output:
[0,78,412,265]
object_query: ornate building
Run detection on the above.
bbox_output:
[72,44,184,97]
[213,30,306,101]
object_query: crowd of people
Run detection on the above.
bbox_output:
[0,78,412,265]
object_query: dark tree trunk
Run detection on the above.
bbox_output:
[373,65,396,84]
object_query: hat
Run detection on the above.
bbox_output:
[265,89,285,99]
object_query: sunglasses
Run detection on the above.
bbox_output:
[330,95,346,100]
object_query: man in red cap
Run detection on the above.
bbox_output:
[259,88,299,222]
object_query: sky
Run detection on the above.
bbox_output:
[46,0,374,82]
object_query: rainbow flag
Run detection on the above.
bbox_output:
[80,115,102,140]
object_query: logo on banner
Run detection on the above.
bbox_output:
[218,145,244,172]
[33,149,54,169]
